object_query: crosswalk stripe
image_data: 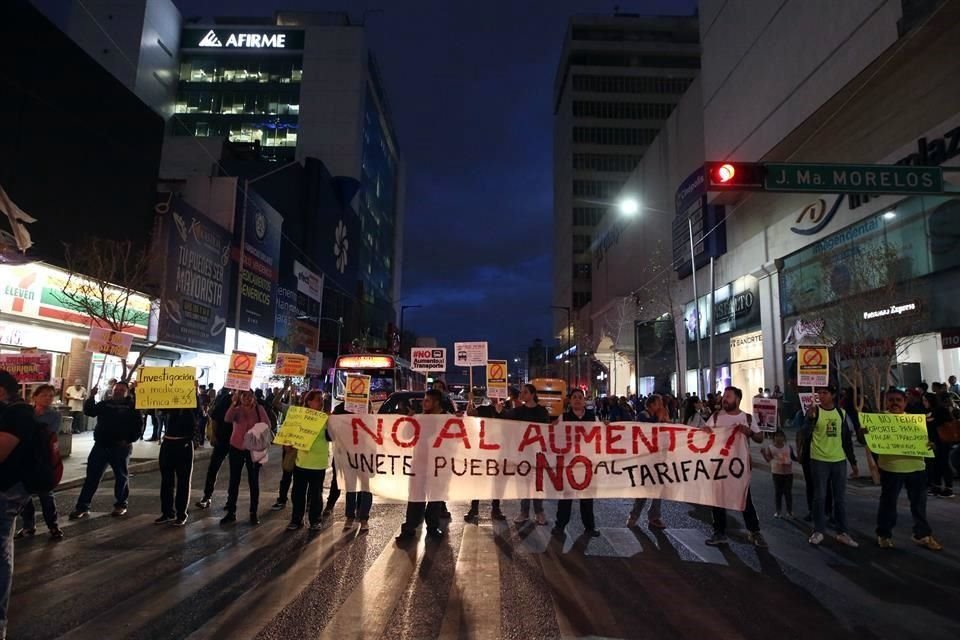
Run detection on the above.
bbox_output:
[13,514,152,574]
[437,524,503,640]
[56,520,288,640]
[184,524,351,640]
[317,528,423,639]
[664,528,729,565]
[12,517,222,609]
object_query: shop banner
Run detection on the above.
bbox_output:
[797,346,829,387]
[158,194,232,353]
[454,341,488,367]
[225,350,257,390]
[752,398,779,432]
[327,416,751,507]
[411,347,446,372]
[135,367,198,409]
[486,360,508,399]
[237,190,283,338]
[274,407,328,452]
[344,374,371,413]
[861,413,934,458]
[294,261,323,303]
[0,353,51,383]
[275,353,309,377]
[85,327,135,358]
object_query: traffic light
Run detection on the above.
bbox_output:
[704,161,766,191]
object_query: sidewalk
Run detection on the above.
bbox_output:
[60,432,213,491]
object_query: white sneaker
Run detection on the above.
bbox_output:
[808,532,824,546]
[835,533,859,548]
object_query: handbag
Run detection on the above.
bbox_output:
[282,446,298,473]
[937,421,960,444]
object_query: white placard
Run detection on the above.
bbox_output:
[411,347,447,372]
[454,341,488,367]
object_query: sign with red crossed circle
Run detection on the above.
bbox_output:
[225,351,257,390]
[486,359,508,399]
[797,346,829,387]
[344,373,372,413]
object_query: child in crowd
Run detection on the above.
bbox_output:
[762,430,798,518]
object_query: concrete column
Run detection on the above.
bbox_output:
[752,263,783,389]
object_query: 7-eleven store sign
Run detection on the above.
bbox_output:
[0,263,150,337]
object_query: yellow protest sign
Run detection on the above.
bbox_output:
[861,412,934,458]
[275,353,309,377]
[135,367,197,409]
[273,406,329,452]
[486,360,508,399]
[797,346,829,387]
[344,373,371,413]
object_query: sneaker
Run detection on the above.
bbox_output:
[464,510,479,523]
[491,510,506,521]
[535,512,548,526]
[395,530,417,545]
[111,506,128,517]
[49,527,64,540]
[220,513,237,525]
[173,515,188,527]
[343,517,356,530]
[270,501,286,511]
[928,487,941,497]
[748,532,769,548]
[514,513,529,524]
[648,517,666,530]
[585,528,601,538]
[550,526,565,538]
[14,527,35,540]
[912,535,944,551]
[69,510,89,520]
[154,515,175,525]
[940,488,955,498]
[426,527,445,540]
[877,536,894,549]
[309,521,324,531]
[705,533,729,546]
[625,514,639,528]
[196,498,212,509]
[773,512,782,519]
[787,512,795,519]
[808,532,825,546]
[249,513,260,526]
[287,521,303,531]
[836,533,859,548]
[358,519,370,533]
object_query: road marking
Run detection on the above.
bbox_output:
[438,525,503,640]
[318,528,423,639]
[184,525,349,640]
[664,528,729,565]
[57,520,288,640]
[597,528,644,557]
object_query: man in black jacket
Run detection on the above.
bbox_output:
[196,388,234,510]
[69,381,142,519]
[553,389,600,537]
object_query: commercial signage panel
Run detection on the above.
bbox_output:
[182,28,305,50]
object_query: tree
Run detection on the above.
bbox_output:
[56,237,160,384]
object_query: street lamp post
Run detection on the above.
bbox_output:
[399,304,422,355]
[551,305,572,388]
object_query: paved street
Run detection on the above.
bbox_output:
[9,452,960,640]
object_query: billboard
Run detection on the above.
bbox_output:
[237,190,283,338]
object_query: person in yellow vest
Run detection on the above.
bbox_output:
[872,387,942,550]
[803,385,858,548]
[286,390,329,532]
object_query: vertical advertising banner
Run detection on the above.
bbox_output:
[238,190,283,338]
[158,194,232,352]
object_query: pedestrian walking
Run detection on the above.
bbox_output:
[552,389,599,538]
[512,384,551,526]
[704,387,767,548]
[803,385,858,547]
[221,390,271,525]
[626,394,668,530]
[873,387,943,551]
[64,379,87,434]
[15,385,63,540]
[69,381,141,520]
[0,370,46,640]
[196,388,233,510]
[761,430,797,518]
[286,390,330,532]
[155,399,201,527]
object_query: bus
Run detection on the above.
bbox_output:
[333,353,425,411]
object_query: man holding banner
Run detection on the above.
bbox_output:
[871,388,942,551]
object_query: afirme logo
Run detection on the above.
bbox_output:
[198,29,288,49]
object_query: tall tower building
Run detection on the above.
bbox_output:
[552,12,700,337]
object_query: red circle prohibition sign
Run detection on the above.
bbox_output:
[802,349,823,366]
[233,355,251,371]
[349,378,366,394]
[490,364,504,379]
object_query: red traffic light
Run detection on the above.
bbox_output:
[704,161,765,190]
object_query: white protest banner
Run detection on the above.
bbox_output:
[411,347,446,372]
[86,327,135,358]
[752,398,779,432]
[454,341,488,367]
[327,415,751,509]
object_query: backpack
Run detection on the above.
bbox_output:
[8,403,64,494]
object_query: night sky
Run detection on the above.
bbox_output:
[38,0,696,366]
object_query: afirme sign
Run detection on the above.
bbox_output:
[765,163,943,195]
[182,28,305,50]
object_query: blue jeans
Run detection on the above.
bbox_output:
[1,483,30,640]
[346,492,372,519]
[811,459,848,534]
[18,492,58,530]
[75,443,132,511]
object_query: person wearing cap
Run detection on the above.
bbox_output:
[872,387,942,551]
[802,384,858,547]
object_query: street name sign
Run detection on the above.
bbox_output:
[764,163,943,195]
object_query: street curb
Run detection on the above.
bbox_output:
[58,446,214,491]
